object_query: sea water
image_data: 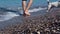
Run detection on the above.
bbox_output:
[0,0,57,21]
[0,0,57,8]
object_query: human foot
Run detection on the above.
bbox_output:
[24,12,30,16]
[23,12,30,16]
[23,9,30,16]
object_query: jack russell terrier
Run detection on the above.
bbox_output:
[47,0,60,12]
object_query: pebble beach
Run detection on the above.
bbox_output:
[0,8,60,34]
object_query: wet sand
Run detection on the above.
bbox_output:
[0,8,60,34]
[0,8,47,29]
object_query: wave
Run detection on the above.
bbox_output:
[0,12,19,21]
[29,7,47,12]
[0,6,47,22]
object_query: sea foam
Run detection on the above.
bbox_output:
[0,7,47,21]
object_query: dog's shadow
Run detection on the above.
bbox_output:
[0,7,23,16]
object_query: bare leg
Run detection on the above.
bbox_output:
[22,1,26,14]
[25,0,33,16]
[26,0,33,10]
[47,5,52,12]
[22,0,33,16]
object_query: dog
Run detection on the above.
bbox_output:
[47,0,60,12]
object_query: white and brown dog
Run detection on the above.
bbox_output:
[47,0,60,12]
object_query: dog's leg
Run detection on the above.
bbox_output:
[47,4,52,12]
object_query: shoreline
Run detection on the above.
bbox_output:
[0,8,60,34]
[0,7,47,29]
